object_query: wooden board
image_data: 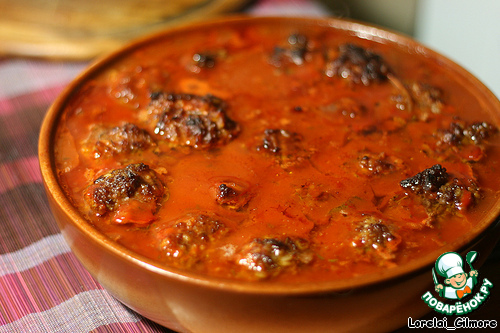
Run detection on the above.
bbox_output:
[0,0,247,60]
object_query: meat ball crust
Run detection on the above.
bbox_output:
[352,216,401,261]
[213,179,252,211]
[154,213,230,268]
[91,123,155,158]
[400,164,448,194]
[400,164,480,223]
[437,120,498,146]
[146,92,240,148]
[235,237,313,279]
[258,129,312,168]
[270,33,310,67]
[325,43,391,85]
[84,163,165,225]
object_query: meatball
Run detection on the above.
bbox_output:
[409,82,444,115]
[90,123,155,158]
[213,179,252,211]
[433,120,498,162]
[192,52,217,69]
[358,152,404,176]
[434,178,480,211]
[258,129,312,168]
[325,43,391,85]
[352,216,401,261]
[400,164,480,222]
[147,92,240,148]
[84,163,165,225]
[400,164,448,194]
[235,237,314,279]
[270,33,310,67]
[466,121,498,143]
[155,213,229,268]
[392,81,444,118]
[437,120,497,146]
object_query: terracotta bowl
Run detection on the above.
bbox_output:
[39,16,500,332]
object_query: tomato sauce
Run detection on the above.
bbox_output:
[54,20,500,283]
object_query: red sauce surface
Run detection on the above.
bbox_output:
[55,20,500,283]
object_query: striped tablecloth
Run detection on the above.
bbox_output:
[0,1,498,332]
[0,60,168,332]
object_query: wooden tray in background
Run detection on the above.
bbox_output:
[0,0,247,60]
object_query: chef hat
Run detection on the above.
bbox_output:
[435,252,465,279]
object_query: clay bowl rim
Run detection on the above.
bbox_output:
[39,15,500,296]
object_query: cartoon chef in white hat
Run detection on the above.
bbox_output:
[434,252,478,300]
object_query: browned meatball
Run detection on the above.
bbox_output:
[430,120,498,162]
[409,81,444,115]
[400,164,480,221]
[213,179,252,211]
[400,164,448,194]
[437,120,498,146]
[84,163,165,225]
[258,129,312,168]
[270,33,310,67]
[146,92,240,148]
[325,43,391,85]
[235,237,313,279]
[391,81,444,118]
[155,213,230,268]
[357,152,405,176]
[91,123,155,158]
[352,216,401,261]
[192,52,217,69]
